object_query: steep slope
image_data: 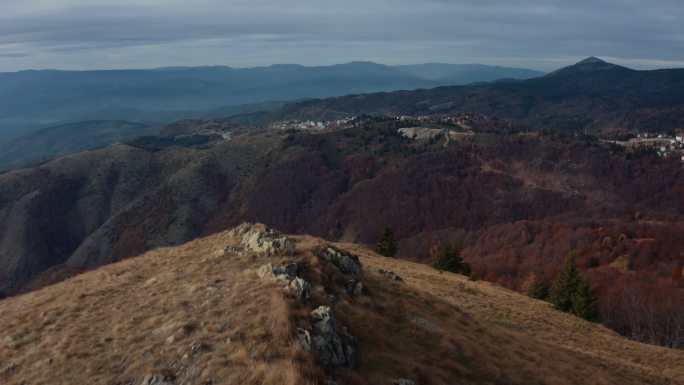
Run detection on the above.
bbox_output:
[1,224,682,385]
[276,58,684,132]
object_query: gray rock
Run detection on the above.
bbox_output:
[344,280,363,295]
[326,294,338,304]
[321,247,363,276]
[324,380,339,385]
[306,306,355,368]
[216,246,244,257]
[256,263,274,279]
[258,263,311,302]
[140,371,175,385]
[376,268,403,281]
[4,362,18,374]
[272,263,299,279]
[288,277,312,302]
[241,227,295,255]
[189,340,206,353]
[296,327,311,349]
[394,379,415,385]
[413,316,441,333]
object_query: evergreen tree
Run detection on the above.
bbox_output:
[375,226,397,257]
[432,242,465,274]
[549,253,581,312]
[528,271,551,300]
[571,277,599,322]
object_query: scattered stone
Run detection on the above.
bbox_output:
[177,325,194,335]
[4,362,18,374]
[326,294,338,304]
[166,335,176,344]
[394,379,415,385]
[216,246,244,257]
[302,306,356,368]
[413,316,441,333]
[321,247,363,276]
[189,340,206,354]
[376,268,403,281]
[140,370,175,385]
[232,330,244,340]
[344,280,363,295]
[324,379,339,385]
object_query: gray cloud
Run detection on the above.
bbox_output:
[0,0,682,71]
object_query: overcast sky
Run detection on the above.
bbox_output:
[1,0,683,72]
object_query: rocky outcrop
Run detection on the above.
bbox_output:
[298,306,355,368]
[321,247,362,276]
[257,262,311,302]
[232,224,295,255]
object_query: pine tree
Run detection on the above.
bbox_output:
[571,277,599,322]
[549,253,581,312]
[375,226,397,257]
[528,271,551,300]
[432,242,465,274]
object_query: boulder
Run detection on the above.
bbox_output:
[301,306,355,368]
[289,277,312,302]
[240,225,295,255]
[321,247,362,276]
[140,371,175,385]
[256,263,274,279]
[344,280,363,296]
[257,263,311,302]
[272,263,299,279]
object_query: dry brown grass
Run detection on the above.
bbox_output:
[1,227,683,385]
[0,230,319,385]
[338,241,684,385]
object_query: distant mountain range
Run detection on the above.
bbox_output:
[277,57,684,132]
[0,61,543,136]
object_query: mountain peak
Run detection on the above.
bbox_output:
[546,56,630,77]
[576,56,606,65]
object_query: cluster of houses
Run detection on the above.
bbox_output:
[614,131,684,161]
[275,116,358,131]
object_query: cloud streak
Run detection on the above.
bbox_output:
[0,0,682,71]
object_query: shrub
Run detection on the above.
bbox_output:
[527,271,551,300]
[549,253,599,321]
[549,253,581,312]
[432,242,467,274]
[375,226,397,257]
[571,277,599,321]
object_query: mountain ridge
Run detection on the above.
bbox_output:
[1,224,682,385]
